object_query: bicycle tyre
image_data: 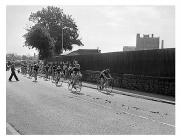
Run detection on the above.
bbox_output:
[97,78,102,92]
[75,80,82,93]
[105,79,113,93]
[68,80,72,91]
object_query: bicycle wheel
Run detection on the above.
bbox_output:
[75,80,82,93]
[55,76,59,86]
[97,79,102,92]
[59,76,63,86]
[105,80,113,93]
[51,76,55,83]
[68,80,72,91]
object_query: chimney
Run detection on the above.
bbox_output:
[161,40,164,49]
[137,33,140,38]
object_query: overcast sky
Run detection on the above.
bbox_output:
[6,5,175,55]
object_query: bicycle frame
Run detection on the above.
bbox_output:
[97,78,113,93]
[68,74,82,92]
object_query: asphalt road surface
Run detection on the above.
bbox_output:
[6,71,175,134]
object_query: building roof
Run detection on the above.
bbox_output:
[66,49,101,56]
[123,46,136,51]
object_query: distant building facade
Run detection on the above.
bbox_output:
[123,46,136,52]
[136,34,159,50]
[66,49,101,56]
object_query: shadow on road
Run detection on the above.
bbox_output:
[71,91,84,95]
[99,91,114,96]
[8,81,19,82]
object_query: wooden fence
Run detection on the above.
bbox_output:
[48,48,175,77]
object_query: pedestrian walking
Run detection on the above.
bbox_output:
[8,62,19,82]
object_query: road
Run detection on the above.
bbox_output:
[6,71,175,134]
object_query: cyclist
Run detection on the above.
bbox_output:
[63,62,68,79]
[55,65,62,85]
[60,61,63,70]
[20,63,24,74]
[52,64,57,81]
[30,64,34,77]
[48,64,52,80]
[68,63,73,79]
[28,64,32,78]
[38,63,43,77]
[33,63,39,81]
[24,64,27,75]
[99,69,112,90]
[71,60,82,88]
[44,64,49,80]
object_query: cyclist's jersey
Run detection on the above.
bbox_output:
[100,70,110,78]
[48,66,52,73]
[52,65,57,72]
[63,64,68,70]
[34,65,39,72]
[72,64,80,73]
[60,63,63,70]
[56,67,62,74]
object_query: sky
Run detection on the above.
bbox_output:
[6,5,175,56]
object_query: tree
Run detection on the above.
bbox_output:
[23,24,54,59]
[23,6,83,59]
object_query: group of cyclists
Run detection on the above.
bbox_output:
[20,60,83,89]
[18,59,113,93]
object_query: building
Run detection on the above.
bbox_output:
[66,49,101,56]
[136,34,159,50]
[123,46,136,52]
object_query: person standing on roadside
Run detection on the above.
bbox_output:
[8,62,19,82]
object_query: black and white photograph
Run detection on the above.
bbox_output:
[4,1,177,136]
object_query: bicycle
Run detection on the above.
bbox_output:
[55,72,63,86]
[51,71,56,83]
[68,74,82,93]
[62,69,69,81]
[32,70,38,82]
[97,77,113,94]
[44,70,49,81]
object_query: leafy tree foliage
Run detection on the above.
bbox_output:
[23,6,83,60]
[23,24,54,59]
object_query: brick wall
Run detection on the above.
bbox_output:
[82,70,175,97]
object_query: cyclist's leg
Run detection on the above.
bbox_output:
[72,77,77,88]
[58,74,60,83]
[100,77,105,89]
[35,71,37,81]
[72,74,76,88]
[46,71,48,79]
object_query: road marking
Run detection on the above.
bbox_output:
[6,123,20,135]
